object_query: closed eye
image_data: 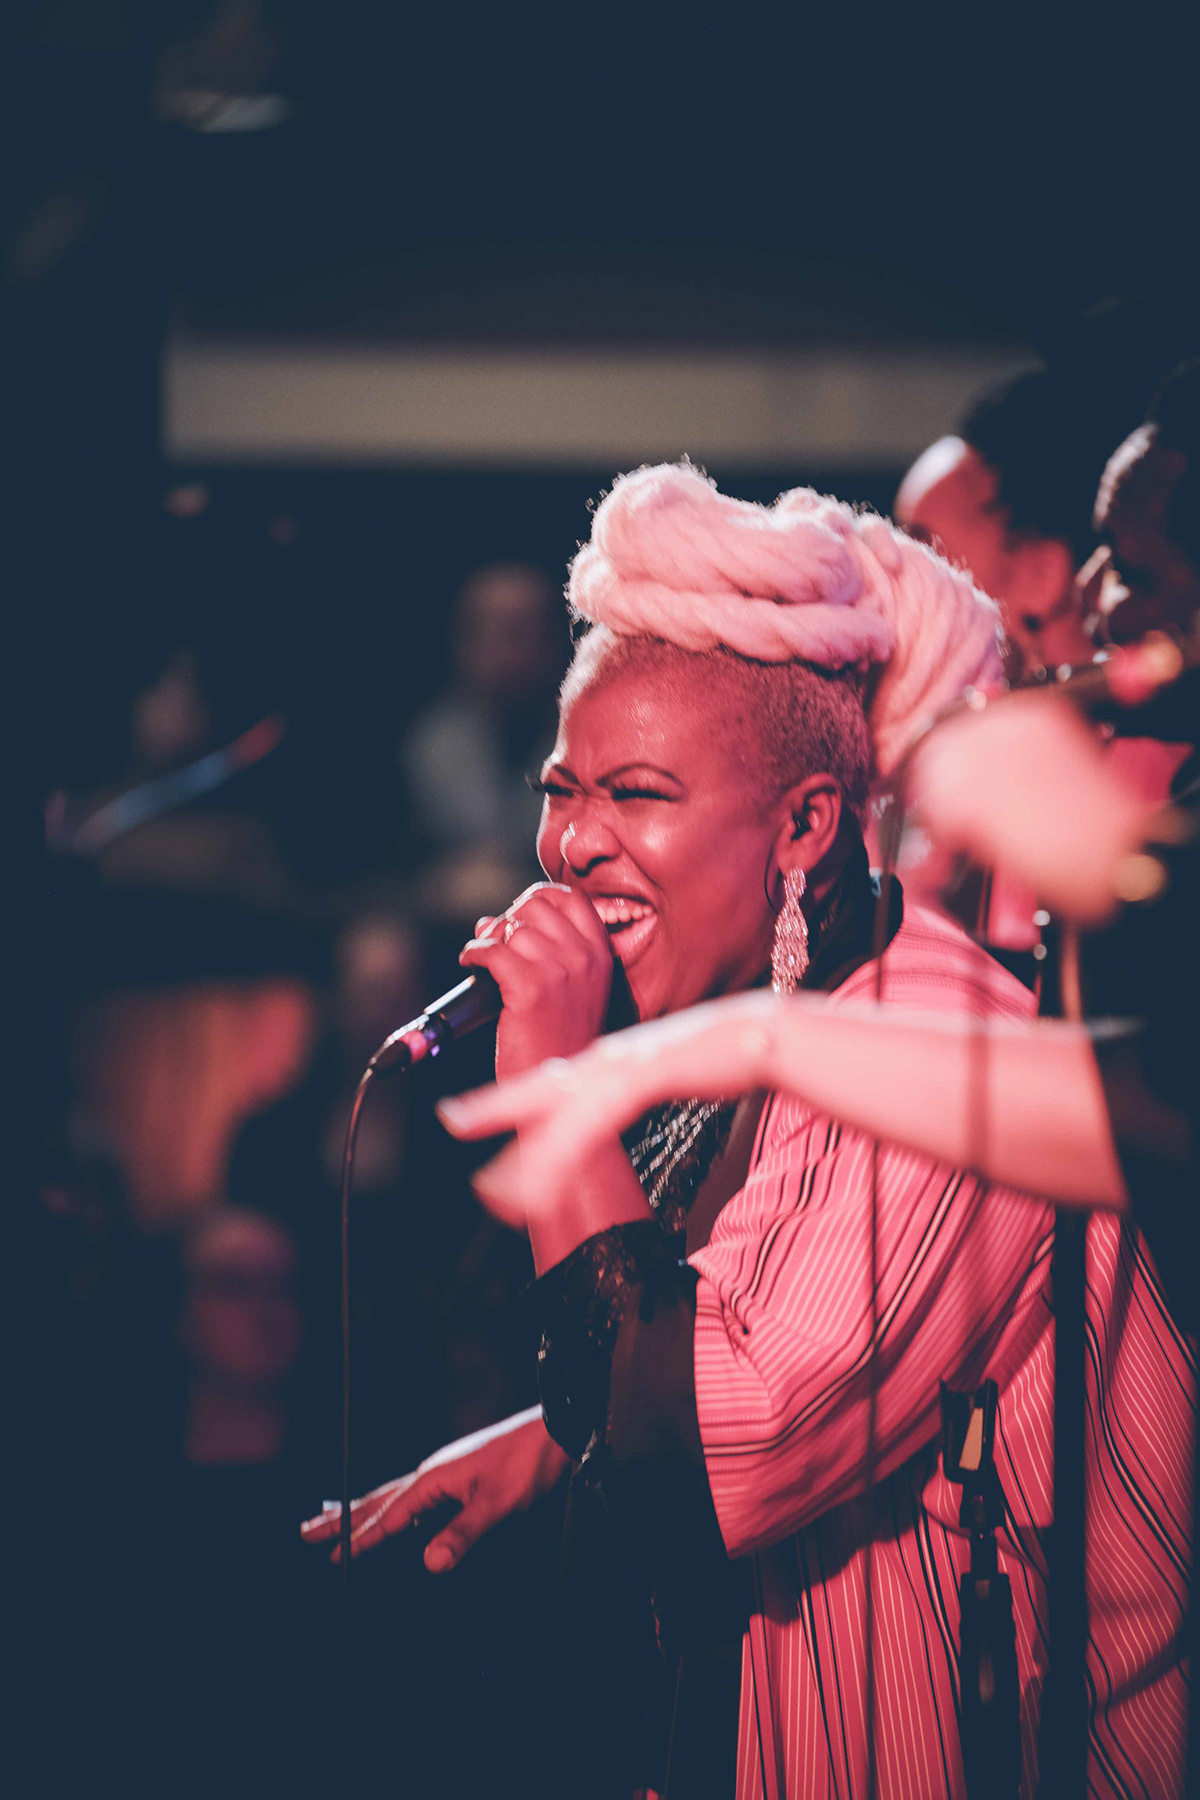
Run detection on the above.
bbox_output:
[527,772,679,802]
[527,772,576,799]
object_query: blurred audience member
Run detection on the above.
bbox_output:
[321,911,426,1194]
[92,641,290,904]
[333,910,427,1059]
[1093,357,1200,646]
[67,890,319,1230]
[156,1206,334,1799]
[48,636,290,907]
[401,562,565,920]
[895,369,1103,677]
[133,644,215,766]
[177,1208,303,1466]
[891,367,1147,950]
[35,877,336,1795]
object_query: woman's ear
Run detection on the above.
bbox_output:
[768,775,843,897]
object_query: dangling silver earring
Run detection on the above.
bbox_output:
[771,868,809,994]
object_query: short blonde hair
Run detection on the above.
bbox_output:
[563,626,872,819]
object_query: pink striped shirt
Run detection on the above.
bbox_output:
[690,904,1193,1799]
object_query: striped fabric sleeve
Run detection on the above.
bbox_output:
[690,907,1054,1560]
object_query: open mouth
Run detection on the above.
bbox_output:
[590,895,659,965]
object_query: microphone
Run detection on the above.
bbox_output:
[905,630,1193,781]
[1033,631,1188,713]
[367,969,503,1076]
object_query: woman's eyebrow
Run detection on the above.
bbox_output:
[599,764,684,788]
[539,759,579,784]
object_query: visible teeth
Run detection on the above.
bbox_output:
[593,896,654,929]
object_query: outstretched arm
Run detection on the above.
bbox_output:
[301,1407,568,1569]
[439,992,1129,1222]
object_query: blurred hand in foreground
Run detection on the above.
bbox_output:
[438,994,777,1229]
[908,689,1153,925]
[300,1406,568,1572]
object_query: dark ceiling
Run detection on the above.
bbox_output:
[10,1,1199,352]
[8,1,1199,797]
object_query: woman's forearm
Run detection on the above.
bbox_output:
[760,999,1129,1210]
[442,992,1131,1219]
[524,1135,652,1275]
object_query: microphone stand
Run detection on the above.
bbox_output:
[1035,922,1090,1800]
[896,636,1198,1799]
[876,799,1023,1800]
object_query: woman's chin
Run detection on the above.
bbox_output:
[608,921,664,1018]
[623,968,666,1024]
[626,969,698,1025]
[620,946,732,1023]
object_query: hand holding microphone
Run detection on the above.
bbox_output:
[367,883,615,1077]
[457,882,617,1082]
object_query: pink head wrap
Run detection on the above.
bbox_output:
[568,462,1002,779]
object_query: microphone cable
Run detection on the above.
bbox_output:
[337,1063,378,1598]
[335,970,502,1597]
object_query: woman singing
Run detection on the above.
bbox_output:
[308,464,1187,1797]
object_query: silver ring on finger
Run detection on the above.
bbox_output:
[503,916,524,945]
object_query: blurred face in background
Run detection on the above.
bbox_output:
[896,438,1011,599]
[454,564,561,702]
[73,979,316,1228]
[896,436,1081,674]
[334,916,425,1061]
[178,1211,302,1390]
[132,648,213,769]
[1092,425,1200,645]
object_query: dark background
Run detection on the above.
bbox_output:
[11,2,1199,791]
[10,4,1198,1796]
